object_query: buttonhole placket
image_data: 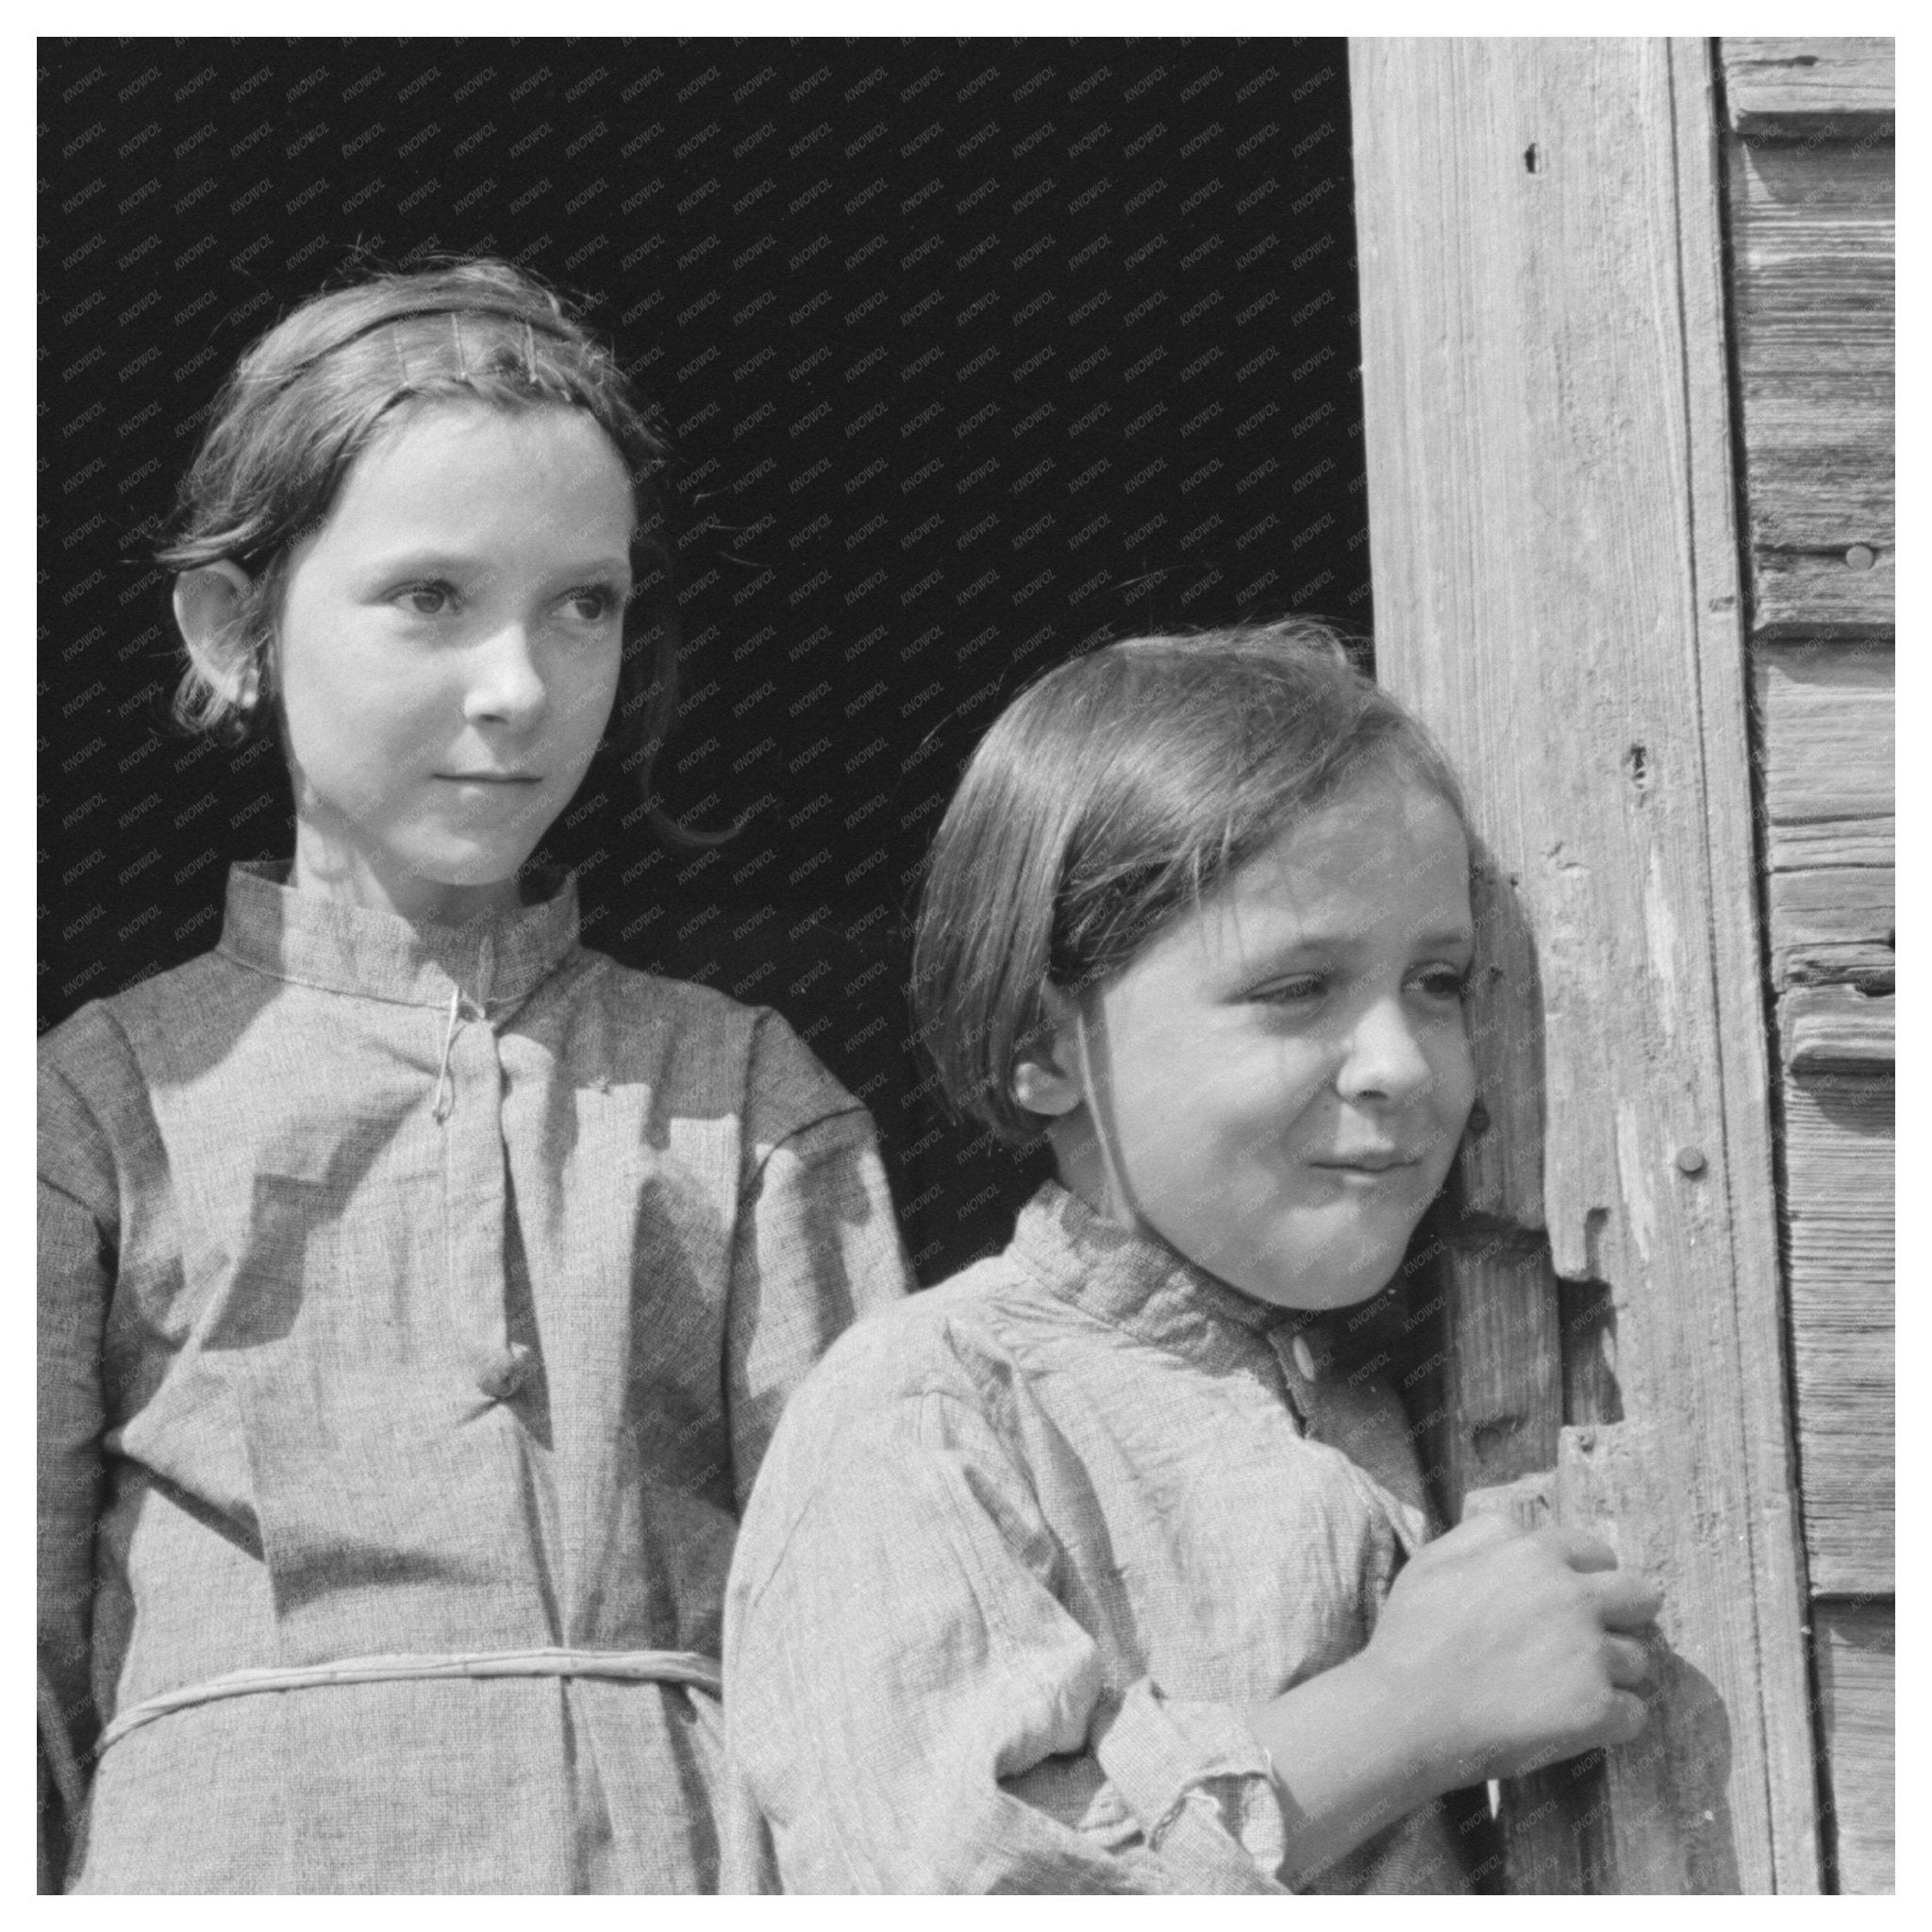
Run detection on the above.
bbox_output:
[432,986,461,1124]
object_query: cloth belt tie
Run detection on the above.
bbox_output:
[94,1646,723,1757]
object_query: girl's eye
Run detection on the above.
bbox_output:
[565,585,623,624]
[397,581,457,617]
[1256,975,1327,1006]
[1413,965,1475,1003]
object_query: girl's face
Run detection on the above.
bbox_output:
[274,400,632,923]
[1037,770,1477,1310]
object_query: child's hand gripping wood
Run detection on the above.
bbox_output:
[1357,1515,1660,1778]
[1246,1513,1661,1886]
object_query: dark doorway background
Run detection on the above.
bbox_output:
[41,38,1369,1281]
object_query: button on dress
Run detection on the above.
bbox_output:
[38,862,911,1892]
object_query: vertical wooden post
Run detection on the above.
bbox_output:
[1351,38,1820,1891]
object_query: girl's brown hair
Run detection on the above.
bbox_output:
[910,622,1471,1144]
[159,257,693,840]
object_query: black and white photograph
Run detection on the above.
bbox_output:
[38,32,1894,1895]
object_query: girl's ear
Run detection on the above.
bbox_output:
[172,561,259,708]
[1011,983,1086,1119]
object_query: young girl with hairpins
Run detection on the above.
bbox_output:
[724,625,1660,1892]
[38,259,909,1893]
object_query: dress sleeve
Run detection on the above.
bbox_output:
[37,1042,119,1888]
[724,1012,913,1505]
[724,1381,1289,1893]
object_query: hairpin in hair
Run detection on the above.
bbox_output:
[264,299,575,395]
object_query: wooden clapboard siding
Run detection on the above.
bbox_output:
[1719,34,1894,1893]
[1766,869,1894,988]
[1352,37,1819,1891]
[1764,820,1891,870]
[1756,643,1895,1003]
[1781,1076,1893,1591]
[1724,58,1893,639]
[1781,987,1893,1074]
[1719,39,1895,138]
[1756,643,1893,841]
[1812,1601,1895,1893]
[1727,147,1893,375]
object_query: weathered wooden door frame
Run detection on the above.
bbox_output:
[1350,37,1819,1891]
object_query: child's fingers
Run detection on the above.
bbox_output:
[1591,1570,1664,1630]
[1546,1527,1619,1573]
[1543,1531,1665,1626]
[1602,1633,1652,1690]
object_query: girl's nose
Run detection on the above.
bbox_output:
[463,622,547,727]
[1335,997,1434,1103]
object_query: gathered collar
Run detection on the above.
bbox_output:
[1011,1180,1306,1357]
[215,860,581,1011]
[1008,1180,1411,1380]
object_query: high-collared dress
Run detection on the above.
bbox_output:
[38,861,910,1892]
[724,1181,1474,1893]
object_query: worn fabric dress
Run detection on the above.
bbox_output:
[724,1181,1477,1894]
[38,861,910,1893]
